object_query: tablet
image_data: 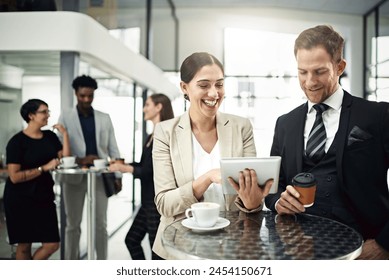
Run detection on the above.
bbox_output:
[220,156,281,195]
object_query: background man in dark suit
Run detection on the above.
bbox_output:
[265,25,389,259]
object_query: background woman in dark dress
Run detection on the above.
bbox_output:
[109,93,174,260]
[3,99,70,260]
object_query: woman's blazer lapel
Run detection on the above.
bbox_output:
[172,112,233,181]
[174,112,194,183]
[172,112,237,183]
[217,113,233,158]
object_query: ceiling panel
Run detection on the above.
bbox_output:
[1,0,385,78]
[84,0,384,31]
[113,0,383,15]
[0,52,60,76]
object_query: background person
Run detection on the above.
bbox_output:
[4,99,70,259]
[58,75,120,260]
[265,25,389,259]
[152,52,272,259]
[109,93,174,260]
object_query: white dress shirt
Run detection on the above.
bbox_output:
[304,86,344,153]
[192,134,225,210]
[275,86,344,211]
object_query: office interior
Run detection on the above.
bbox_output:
[0,0,388,260]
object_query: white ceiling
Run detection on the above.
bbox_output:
[115,0,384,16]
[96,0,389,31]
[1,0,387,78]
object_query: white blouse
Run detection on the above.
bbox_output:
[192,133,225,210]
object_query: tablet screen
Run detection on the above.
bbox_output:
[219,156,281,195]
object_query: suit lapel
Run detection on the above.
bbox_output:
[294,104,308,172]
[217,113,233,157]
[94,110,101,149]
[72,107,85,143]
[174,112,232,182]
[335,91,353,184]
[175,112,194,182]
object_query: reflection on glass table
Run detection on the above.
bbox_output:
[162,210,363,260]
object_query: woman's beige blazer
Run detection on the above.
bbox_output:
[152,111,260,259]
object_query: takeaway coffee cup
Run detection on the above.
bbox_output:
[61,156,76,168]
[185,202,220,228]
[292,173,317,207]
[93,159,107,170]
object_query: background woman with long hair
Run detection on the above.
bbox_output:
[109,93,174,260]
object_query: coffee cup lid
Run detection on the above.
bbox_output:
[292,172,316,187]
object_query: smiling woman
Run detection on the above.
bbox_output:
[151,52,273,259]
[3,98,70,260]
[108,93,174,260]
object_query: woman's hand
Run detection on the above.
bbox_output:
[192,168,221,200]
[54,124,71,157]
[228,168,273,210]
[52,124,67,135]
[43,158,60,171]
[207,168,221,184]
[108,163,133,173]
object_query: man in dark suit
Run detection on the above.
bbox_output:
[265,25,389,259]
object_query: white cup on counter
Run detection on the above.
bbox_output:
[93,159,107,170]
[61,156,76,168]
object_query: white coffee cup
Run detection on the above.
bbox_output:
[185,202,220,228]
[93,159,107,169]
[61,156,76,168]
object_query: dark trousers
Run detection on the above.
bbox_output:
[125,204,161,260]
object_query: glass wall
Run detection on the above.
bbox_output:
[223,28,305,156]
[364,0,389,102]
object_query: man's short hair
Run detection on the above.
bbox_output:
[72,75,98,91]
[294,25,344,63]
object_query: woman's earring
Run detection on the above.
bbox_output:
[184,94,190,101]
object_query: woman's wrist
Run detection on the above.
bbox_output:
[127,164,134,173]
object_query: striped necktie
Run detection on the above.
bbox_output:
[306,103,329,164]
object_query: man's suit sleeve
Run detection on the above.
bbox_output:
[376,223,389,251]
[265,117,284,210]
[375,104,389,251]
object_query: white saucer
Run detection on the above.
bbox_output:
[58,164,78,169]
[181,217,230,232]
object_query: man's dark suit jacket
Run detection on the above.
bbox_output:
[265,90,389,251]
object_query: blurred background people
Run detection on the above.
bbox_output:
[109,93,174,260]
[58,75,120,260]
[4,98,70,259]
[152,52,272,259]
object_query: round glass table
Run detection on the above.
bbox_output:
[162,210,363,260]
